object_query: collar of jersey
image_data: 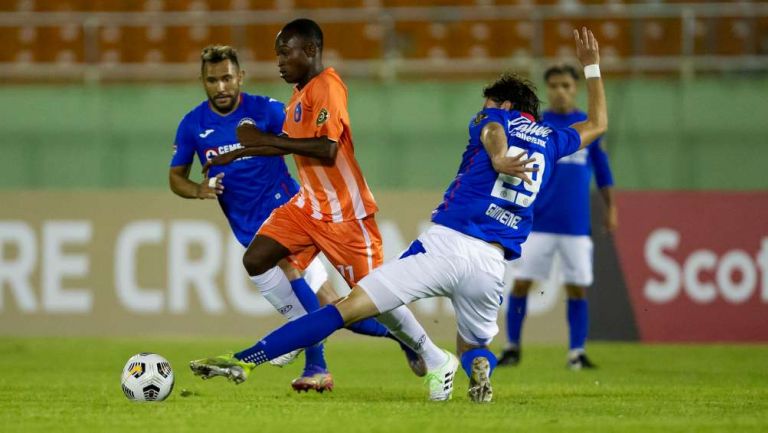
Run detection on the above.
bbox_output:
[483,107,535,122]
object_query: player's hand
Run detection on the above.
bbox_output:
[493,151,539,185]
[196,172,224,199]
[603,204,618,233]
[574,26,600,67]
[202,151,242,174]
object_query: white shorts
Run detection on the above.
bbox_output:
[359,225,506,346]
[303,256,329,293]
[514,232,593,286]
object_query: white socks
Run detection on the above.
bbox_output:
[250,266,308,320]
[377,306,448,370]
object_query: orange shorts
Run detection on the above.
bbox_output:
[258,203,383,286]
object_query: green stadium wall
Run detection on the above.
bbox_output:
[0,78,766,191]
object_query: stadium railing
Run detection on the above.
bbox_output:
[0,2,766,81]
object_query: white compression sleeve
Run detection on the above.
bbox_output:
[249,266,308,320]
[376,306,448,370]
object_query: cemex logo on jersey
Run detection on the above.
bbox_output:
[507,116,551,147]
[204,143,245,161]
[613,191,768,342]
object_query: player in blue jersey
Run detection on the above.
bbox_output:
[169,45,423,392]
[189,28,607,403]
[498,64,616,370]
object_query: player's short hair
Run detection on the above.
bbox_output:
[280,18,323,51]
[200,45,240,74]
[544,64,579,82]
[483,73,541,119]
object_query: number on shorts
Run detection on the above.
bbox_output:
[490,145,545,208]
[336,265,355,282]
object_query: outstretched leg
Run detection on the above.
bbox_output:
[243,235,331,391]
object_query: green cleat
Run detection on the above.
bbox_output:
[189,353,256,385]
[423,349,459,402]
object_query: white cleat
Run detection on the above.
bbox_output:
[424,349,459,402]
[269,348,303,367]
[467,356,493,403]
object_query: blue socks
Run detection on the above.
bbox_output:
[290,278,326,369]
[567,298,589,351]
[505,295,528,347]
[460,348,497,378]
[290,278,321,312]
[346,318,391,337]
[236,305,345,365]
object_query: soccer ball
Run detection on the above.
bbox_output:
[120,353,175,402]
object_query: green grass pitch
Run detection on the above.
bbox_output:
[1,337,766,433]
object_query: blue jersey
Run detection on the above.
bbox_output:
[532,110,614,236]
[431,108,581,260]
[170,93,299,247]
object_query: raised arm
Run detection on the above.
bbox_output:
[236,123,338,161]
[570,27,608,150]
[480,121,538,185]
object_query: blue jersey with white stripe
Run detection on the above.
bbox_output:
[170,93,299,247]
[432,108,582,260]
[531,110,614,235]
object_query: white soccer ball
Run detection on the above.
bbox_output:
[120,353,175,402]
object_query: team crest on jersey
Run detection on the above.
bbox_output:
[294,102,302,122]
[237,117,255,127]
[316,108,329,126]
[204,148,219,161]
[473,113,488,126]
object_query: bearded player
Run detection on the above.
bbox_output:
[498,64,615,370]
[169,44,421,392]
[190,27,607,402]
[192,19,445,394]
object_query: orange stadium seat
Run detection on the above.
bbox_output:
[382,0,476,6]
[392,21,438,59]
[485,20,534,58]
[441,21,482,59]
[120,26,168,63]
[34,25,84,63]
[292,0,367,8]
[31,0,85,11]
[639,18,682,57]
[322,22,383,59]
[541,18,582,58]
[758,16,768,55]
[0,27,23,62]
[88,0,142,11]
[709,17,754,56]
[245,23,286,60]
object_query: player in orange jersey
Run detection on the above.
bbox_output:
[200,19,453,394]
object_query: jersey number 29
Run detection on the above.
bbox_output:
[490,146,545,207]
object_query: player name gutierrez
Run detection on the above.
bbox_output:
[485,203,522,229]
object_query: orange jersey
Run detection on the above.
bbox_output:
[282,67,378,222]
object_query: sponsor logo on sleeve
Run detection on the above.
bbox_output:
[316,108,329,126]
